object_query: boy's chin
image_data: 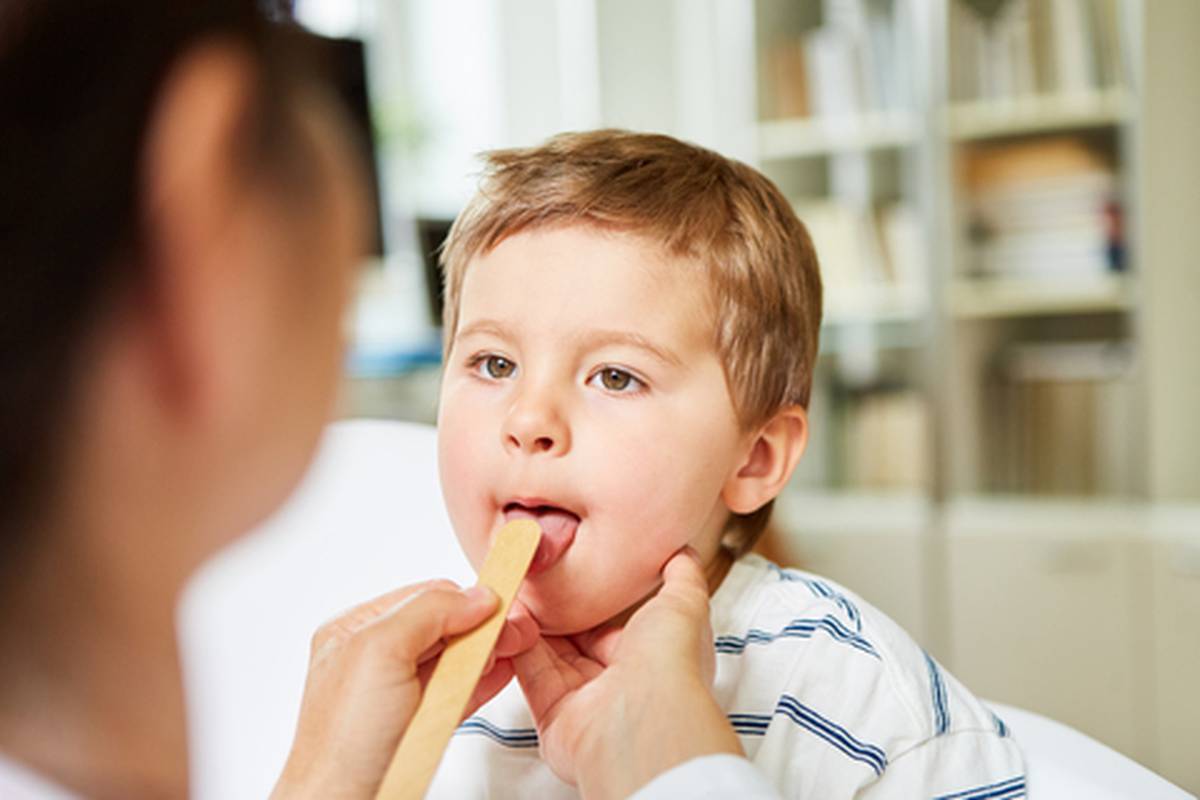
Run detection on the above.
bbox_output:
[518,585,648,637]
[522,604,609,637]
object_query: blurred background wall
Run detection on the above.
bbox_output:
[293,0,1199,791]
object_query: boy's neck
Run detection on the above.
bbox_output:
[704,545,736,596]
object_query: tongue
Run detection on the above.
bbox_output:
[503,506,579,574]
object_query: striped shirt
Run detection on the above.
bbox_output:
[428,554,1025,799]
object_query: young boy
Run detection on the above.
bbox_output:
[430,130,1024,798]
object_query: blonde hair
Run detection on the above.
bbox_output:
[441,130,822,555]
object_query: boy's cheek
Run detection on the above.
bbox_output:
[606,465,717,544]
[437,418,492,566]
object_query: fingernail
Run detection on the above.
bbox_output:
[464,585,495,604]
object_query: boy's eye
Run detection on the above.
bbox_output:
[589,367,642,393]
[478,355,517,379]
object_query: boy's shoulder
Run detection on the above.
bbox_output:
[713,553,914,671]
[711,555,1024,797]
[712,554,871,645]
[712,554,1014,753]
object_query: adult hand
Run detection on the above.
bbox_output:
[272,579,538,799]
[513,549,743,800]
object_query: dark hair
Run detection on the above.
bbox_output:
[0,2,313,563]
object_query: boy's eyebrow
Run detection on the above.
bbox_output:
[456,319,517,343]
[577,329,683,367]
[456,320,683,367]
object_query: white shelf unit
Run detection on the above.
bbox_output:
[721,0,1200,791]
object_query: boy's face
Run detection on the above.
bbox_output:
[437,225,750,634]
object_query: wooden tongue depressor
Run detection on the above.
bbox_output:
[374,519,541,800]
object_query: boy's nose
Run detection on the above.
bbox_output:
[502,395,570,457]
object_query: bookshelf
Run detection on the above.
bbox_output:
[729,0,1200,788]
[740,0,1159,503]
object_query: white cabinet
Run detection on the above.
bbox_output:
[777,500,1200,791]
[945,510,1154,766]
[1149,511,1200,792]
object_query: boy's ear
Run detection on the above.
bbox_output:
[721,406,809,515]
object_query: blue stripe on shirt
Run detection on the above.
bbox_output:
[817,583,863,632]
[727,701,888,776]
[728,712,771,736]
[455,717,539,748]
[924,651,950,735]
[714,614,880,659]
[773,695,888,776]
[767,563,863,632]
[934,775,1027,800]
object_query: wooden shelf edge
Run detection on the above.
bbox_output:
[947,275,1134,319]
[947,88,1132,141]
[758,111,920,159]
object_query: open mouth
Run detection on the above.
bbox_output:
[502,500,581,575]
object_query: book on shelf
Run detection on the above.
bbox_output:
[762,38,810,119]
[987,340,1135,496]
[793,199,927,316]
[804,27,864,120]
[962,135,1123,282]
[878,203,928,300]
[841,388,929,491]
[759,0,911,122]
[950,0,1123,105]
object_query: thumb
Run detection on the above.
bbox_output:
[658,547,711,612]
[370,585,499,669]
[649,547,717,685]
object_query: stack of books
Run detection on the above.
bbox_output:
[963,135,1122,282]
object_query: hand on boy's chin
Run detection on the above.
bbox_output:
[510,549,721,788]
[494,594,640,670]
[561,594,650,664]
[516,580,669,684]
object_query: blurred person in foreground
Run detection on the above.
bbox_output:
[0,2,761,797]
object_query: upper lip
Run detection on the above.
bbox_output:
[503,497,582,517]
